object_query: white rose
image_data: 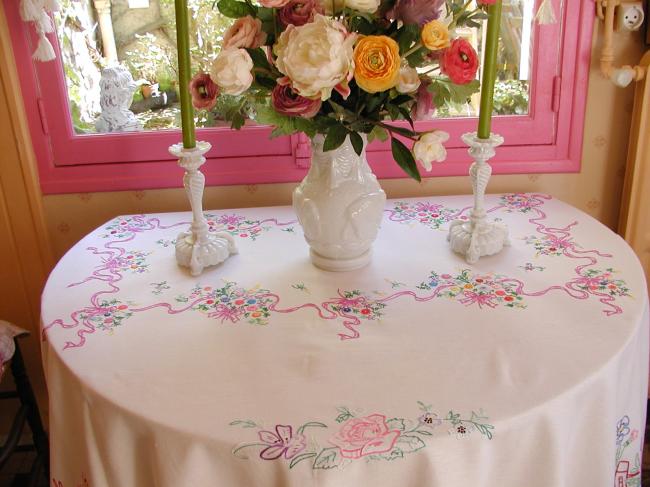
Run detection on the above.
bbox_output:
[274,14,356,100]
[320,0,379,14]
[396,65,421,94]
[413,130,450,171]
[210,48,253,96]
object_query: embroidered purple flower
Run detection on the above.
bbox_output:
[616,416,631,445]
[258,425,306,460]
[419,412,442,428]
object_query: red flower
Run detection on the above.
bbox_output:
[504,296,514,302]
[477,0,496,4]
[441,38,479,85]
[271,82,322,118]
[188,72,219,110]
[360,308,371,315]
[278,0,323,27]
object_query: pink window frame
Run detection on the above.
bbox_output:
[5,0,594,195]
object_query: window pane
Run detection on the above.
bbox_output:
[55,0,534,134]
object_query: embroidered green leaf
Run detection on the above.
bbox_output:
[379,447,404,461]
[413,429,432,436]
[395,435,426,454]
[289,452,317,469]
[446,411,461,425]
[386,418,407,432]
[229,420,258,428]
[335,407,354,423]
[417,401,432,412]
[313,448,339,469]
[472,422,494,440]
[297,422,328,435]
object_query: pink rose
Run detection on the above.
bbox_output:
[188,73,219,110]
[478,0,496,4]
[271,82,322,118]
[279,0,323,27]
[330,414,400,459]
[223,16,267,49]
[441,38,479,85]
[259,0,291,7]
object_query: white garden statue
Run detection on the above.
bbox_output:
[96,65,142,133]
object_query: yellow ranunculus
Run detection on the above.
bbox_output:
[421,20,450,51]
[353,35,401,94]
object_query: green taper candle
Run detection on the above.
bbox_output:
[477,0,503,139]
[174,0,196,149]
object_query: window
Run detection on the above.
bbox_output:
[5,0,594,194]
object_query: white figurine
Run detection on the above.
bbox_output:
[96,65,142,133]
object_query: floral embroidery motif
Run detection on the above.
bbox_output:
[205,214,271,241]
[150,281,171,295]
[111,250,150,274]
[231,402,493,470]
[176,282,275,326]
[572,268,631,298]
[418,270,526,309]
[155,238,176,248]
[326,290,386,321]
[523,234,575,257]
[615,415,641,486]
[499,193,544,213]
[45,195,635,348]
[387,201,461,229]
[80,299,132,332]
[518,262,546,272]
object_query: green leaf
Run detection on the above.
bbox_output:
[386,418,407,432]
[386,103,400,120]
[396,24,420,55]
[379,447,404,461]
[395,435,426,454]
[289,452,317,469]
[217,0,256,18]
[297,422,328,435]
[245,48,272,72]
[397,106,414,130]
[313,448,339,469]
[368,125,389,143]
[383,124,417,138]
[391,137,421,182]
[350,131,364,156]
[323,124,348,152]
[229,419,258,428]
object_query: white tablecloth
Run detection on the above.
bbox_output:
[41,194,649,487]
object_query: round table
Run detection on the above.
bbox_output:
[42,194,649,487]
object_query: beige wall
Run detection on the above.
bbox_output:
[43,24,646,259]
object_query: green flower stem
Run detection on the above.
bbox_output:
[402,43,423,58]
[232,442,268,457]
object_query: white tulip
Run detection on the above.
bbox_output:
[396,65,421,94]
[413,130,450,171]
[210,48,254,96]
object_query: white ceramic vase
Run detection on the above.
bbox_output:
[293,134,386,271]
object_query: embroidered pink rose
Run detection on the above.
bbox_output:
[258,425,306,460]
[330,414,400,459]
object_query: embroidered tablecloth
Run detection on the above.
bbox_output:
[41,194,649,487]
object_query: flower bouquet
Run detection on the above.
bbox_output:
[191,0,491,180]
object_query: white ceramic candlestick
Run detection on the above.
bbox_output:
[170,141,237,276]
[448,132,509,264]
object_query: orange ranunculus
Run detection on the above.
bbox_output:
[353,35,401,94]
[421,20,450,51]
